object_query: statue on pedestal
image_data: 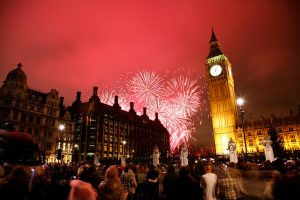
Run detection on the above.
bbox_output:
[228,138,238,163]
[264,136,275,162]
[180,143,188,166]
[152,145,160,167]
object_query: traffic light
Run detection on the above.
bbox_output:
[56,149,62,160]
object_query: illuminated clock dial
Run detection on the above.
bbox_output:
[210,64,222,76]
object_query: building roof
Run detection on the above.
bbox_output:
[207,29,224,59]
[70,97,166,130]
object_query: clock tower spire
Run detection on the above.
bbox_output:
[208,29,223,59]
[205,30,239,155]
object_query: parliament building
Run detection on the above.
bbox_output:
[69,87,170,163]
[0,63,170,164]
[205,30,300,156]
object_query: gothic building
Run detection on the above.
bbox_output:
[237,112,300,154]
[205,30,239,155]
[0,63,74,163]
[69,87,170,163]
[205,30,300,156]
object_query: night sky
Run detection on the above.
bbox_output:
[1,0,300,147]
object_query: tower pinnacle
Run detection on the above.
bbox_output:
[207,29,223,59]
[210,28,218,43]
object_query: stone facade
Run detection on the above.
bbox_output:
[0,63,74,163]
[236,113,300,154]
[69,87,170,163]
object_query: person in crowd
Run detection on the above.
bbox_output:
[68,163,97,200]
[200,162,217,200]
[120,166,137,200]
[135,165,148,200]
[216,168,241,200]
[69,177,97,200]
[263,170,281,200]
[272,166,300,200]
[45,170,65,200]
[98,165,128,200]
[173,166,203,200]
[163,164,177,200]
[146,164,160,200]
[0,165,30,200]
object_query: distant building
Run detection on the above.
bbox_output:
[0,63,74,163]
[237,112,300,154]
[69,87,170,163]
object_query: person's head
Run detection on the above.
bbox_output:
[149,164,155,170]
[4,165,29,186]
[105,165,119,180]
[204,162,212,173]
[167,164,175,173]
[69,180,97,200]
[179,166,190,176]
[78,167,89,182]
[124,166,129,173]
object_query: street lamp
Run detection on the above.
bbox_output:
[59,124,65,132]
[237,98,248,161]
[58,124,65,162]
[122,140,126,157]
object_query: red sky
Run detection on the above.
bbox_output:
[1,0,300,147]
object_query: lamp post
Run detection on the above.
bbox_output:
[237,98,248,161]
[72,144,79,162]
[58,124,65,163]
[122,140,126,158]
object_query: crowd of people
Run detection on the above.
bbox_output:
[0,160,300,200]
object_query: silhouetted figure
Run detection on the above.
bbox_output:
[121,167,137,200]
[98,165,127,200]
[0,165,29,200]
[263,170,281,200]
[163,165,177,200]
[174,166,203,200]
[272,167,300,200]
[146,164,159,200]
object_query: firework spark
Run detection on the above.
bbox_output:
[97,70,203,152]
[127,71,165,104]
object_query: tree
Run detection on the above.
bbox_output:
[269,126,285,158]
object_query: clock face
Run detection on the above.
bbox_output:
[210,64,222,76]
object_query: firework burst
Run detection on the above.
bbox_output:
[127,71,165,104]
[166,76,201,118]
[98,70,203,153]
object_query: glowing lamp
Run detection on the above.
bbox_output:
[237,98,244,106]
[59,124,65,131]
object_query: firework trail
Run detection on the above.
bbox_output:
[166,76,201,118]
[127,71,202,151]
[93,69,204,153]
[127,71,166,104]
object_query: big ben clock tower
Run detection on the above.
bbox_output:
[205,30,238,155]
